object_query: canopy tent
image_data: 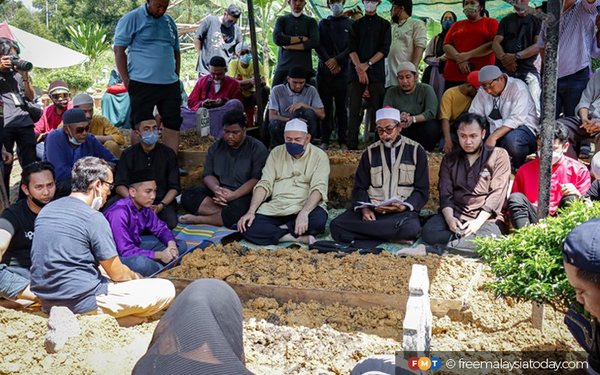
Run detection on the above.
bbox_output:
[307,0,545,21]
[0,22,88,69]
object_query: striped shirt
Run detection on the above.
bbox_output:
[538,0,600,78]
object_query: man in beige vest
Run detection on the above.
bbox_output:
[330,107,429,247]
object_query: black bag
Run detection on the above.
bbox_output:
[24,101,42,123]
[309,240,383,255]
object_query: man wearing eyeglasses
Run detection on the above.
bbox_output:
[44,109,117,198]
[330,107,429,248]
[34,80,73,158]
[468,64,538,169]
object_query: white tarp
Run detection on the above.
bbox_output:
[0,22,88,68]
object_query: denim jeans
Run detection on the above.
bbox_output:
[120,236,187,277]
[556,67,590,118]
[0,264,30,299]
[497,125,537,169]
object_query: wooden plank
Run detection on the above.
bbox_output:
[166,278,461,316]
[532,302,545,331]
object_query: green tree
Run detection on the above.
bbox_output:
[66,22,111,61]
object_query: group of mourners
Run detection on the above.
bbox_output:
[1,0,600,373]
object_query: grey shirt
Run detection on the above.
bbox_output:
[195,15,242,75]
[576,69,600,119]
[30,197,118,314]
[268,83,324,118]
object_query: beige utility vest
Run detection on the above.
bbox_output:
[366,139,419,202]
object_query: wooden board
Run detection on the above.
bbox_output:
[166,278,462,316]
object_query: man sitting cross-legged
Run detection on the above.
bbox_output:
[421,113,511,254]
[104,169,187,277]
[238,119,329,245]
[0,162,55,308]
[180,110,268,227]
[330,107,429,248]
[30,157,174,327]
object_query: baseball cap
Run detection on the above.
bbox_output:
[467,71,481,90]
[563,219,600,272]
[227,4,242,17]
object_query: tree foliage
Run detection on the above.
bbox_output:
[476,200,600,308]
[66,23,110,61]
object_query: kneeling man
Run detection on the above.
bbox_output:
[238,119,329,245]
[330,107,429,248]
[180,110,268,227]
[104,169,187,277]
[30,157,174,326]
[422,113,511,254]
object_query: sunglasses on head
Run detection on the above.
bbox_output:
[51,93,70,100]
[74,125,90,134]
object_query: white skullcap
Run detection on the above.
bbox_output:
[592,152,600,180]
[375,107,401,124]
[284,118,308,133]
[478,65,503,82]
[396,61,417,74]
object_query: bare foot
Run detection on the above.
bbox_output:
[116,316,148,327]
[179,214,202,224]
[296,235,316,244]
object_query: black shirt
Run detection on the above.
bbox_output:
[273,14,319,74]
[115,143,181,202]
[0,71,33,128]
[496,13,541,75]
[0,199,37,268]
[348,14,391,84]
[317,15,353,78]
[204,136,268,190]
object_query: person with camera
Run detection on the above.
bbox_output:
[0,37,36,191]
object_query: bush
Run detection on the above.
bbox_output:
[66,23,111,62]
[476,200,600,308]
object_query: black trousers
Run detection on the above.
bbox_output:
[507,192,577,229]
[347,81,385,150]
[421,213,506,254]
[180,185,252,228]
[330,209,421,248]
[400,119,441,152]
[317,73,348,146]
[3,125,36,199]
[242,206,328,245]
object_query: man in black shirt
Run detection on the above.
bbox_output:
[316,0,353,150]
[114,118,181,229]
[347,0,391,150]
[492,0,542,116]
[180,110,268,227]
[272,0,319,86]
[0,161,55,307]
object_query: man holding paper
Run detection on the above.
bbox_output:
[330,107,429,248]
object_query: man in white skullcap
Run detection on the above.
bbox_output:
[330,107,429,247]
[468,64,539,169]
[238,119,330,245]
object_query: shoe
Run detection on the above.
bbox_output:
[195,107,210,137]
[580,143,591,159]
[319,143,329,151]
[179,168,188,177]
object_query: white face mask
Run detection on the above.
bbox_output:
[364,1,378,13]
[537,150,564,165]
[91,187,103,211]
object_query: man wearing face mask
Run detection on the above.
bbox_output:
[469,65,538,169]
[30,157,175,327]
[347,0,391,150]
[386,0,426,88]
[316,0,352,151]
[193,4,243,77]
[0,162,55,309]
[238,119,329,245]
[330,107,428,248]
[491,0,541,117]
[44,109,117,199]
[507,123,591,230]
[272,0,319,86]
[188,56,244,139]
[114,118,181,229]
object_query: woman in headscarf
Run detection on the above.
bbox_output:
[133,279,253,375]
[422,11,457,100]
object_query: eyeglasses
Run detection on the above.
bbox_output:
[376,125,398,135]
[74,125,90,134]
[481,78,499,90]
[100,180,114,190]
[51,93,70,100]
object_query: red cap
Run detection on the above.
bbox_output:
[467,71,481,90]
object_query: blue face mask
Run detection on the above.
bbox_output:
[141,130,159,145]
[285,142,305,157]
[240,54,252,65]
[330,2,344,16]
[442,19,454,31]
[68,136,83,146]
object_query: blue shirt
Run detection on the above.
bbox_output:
[44,129,118,182]
[30,197,118,314]
[114,4,180,84]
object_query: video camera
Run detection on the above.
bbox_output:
[8,54,33,72]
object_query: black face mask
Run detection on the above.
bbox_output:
[488,99,502,121]
[30,196,50,209]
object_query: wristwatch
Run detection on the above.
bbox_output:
[515,52,522,60]
[367,60,373,67]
